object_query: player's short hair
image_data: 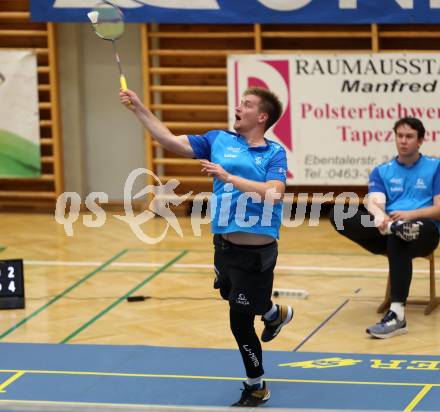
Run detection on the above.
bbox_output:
[393,117,425,140]
[243,87,283,132]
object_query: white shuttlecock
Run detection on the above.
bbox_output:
[87,11,99,24]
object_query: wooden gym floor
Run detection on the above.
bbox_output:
[0,212,438,352]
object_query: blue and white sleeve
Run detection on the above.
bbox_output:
[433,163,440,196]
[368,167,386,194]
[187,130,219,160]
[266,148,288,183]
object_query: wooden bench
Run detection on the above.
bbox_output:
[377,253,440,315]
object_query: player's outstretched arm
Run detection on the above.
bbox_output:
[119,89,194,158]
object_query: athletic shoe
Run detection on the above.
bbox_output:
[390,220,422,241]
[261,304,294,342]
[231,381,271,407]
[366,310,408,339]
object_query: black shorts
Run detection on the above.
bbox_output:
[213,234,277,315]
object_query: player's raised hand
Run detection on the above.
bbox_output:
[119,88,141,112]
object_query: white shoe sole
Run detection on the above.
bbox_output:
[262,389,271,402]
[272,306,294,338]
[367,326,408,339]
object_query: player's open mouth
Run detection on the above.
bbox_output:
[235,115,241,121]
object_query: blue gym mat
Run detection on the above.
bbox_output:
[0,343,439,410]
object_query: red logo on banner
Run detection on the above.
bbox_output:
[248,61,292,151]
[234,59,293,177]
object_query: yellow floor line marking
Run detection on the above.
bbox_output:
[0,369,439,387]
[403,384,433,412]
[0,371,26,393]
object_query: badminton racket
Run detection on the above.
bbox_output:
[87,1,128,91]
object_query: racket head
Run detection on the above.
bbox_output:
[88,1,125,41]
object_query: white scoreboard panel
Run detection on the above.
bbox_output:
[0,259,25,309]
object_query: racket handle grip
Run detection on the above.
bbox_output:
[120,75,128,91]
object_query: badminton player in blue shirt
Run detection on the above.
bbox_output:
[120,86,293,407]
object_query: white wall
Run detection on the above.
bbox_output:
[58,23,145,200]
[57,24,87,196]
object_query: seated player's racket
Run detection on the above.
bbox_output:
[87,1,128,91]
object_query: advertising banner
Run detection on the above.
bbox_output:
[0,50,41,178]
[30,0,440,24]
[228,53,440,185]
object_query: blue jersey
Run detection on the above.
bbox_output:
[369,154,440,231]
[188,130,287,239]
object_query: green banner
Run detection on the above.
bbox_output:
[0,51,41,178]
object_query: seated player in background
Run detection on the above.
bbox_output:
[329,117,440,338]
